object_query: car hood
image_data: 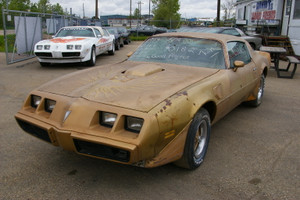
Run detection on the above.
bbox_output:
[37,61,219,112]
[37,36,94,45]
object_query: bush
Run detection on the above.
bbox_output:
[0,34,16,52]
[129,35,149,41]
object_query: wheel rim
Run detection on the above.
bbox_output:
[92,49,96,64]
[257,76,264,104]
[194,119,208,159]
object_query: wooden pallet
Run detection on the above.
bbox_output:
[263,36,295,59]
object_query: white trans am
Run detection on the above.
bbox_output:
[34,26,115,66]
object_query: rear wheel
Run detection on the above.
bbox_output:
[175,108,211,169]
[115,40,120,50]
[250,43,256,50]
[120,38,124,47]
[246,74,265,107]
[87,47,96,66]
[108,42,115,55]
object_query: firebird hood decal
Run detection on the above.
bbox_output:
[37,62,219,112]
[49,37,86,43]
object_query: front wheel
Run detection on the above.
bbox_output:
[175,108,211,169]
[87,47,96,66]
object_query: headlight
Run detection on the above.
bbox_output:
[45,99,56,113]
[100,112,117,127]
[36,45,43,50]
[44,45,50,50]
[125,116,144,133]
[67,45,73,50]
[75,45,82,50]
[31,95,41,108]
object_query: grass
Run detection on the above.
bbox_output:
[0,34,16,52]
[130,35,149,41]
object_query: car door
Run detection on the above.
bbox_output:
[226,41,258,105]
[102,29,113,51]
[93,28,104,55]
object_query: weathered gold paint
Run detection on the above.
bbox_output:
[15,33,270,167]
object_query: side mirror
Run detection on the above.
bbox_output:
[127,51,133,57]
[232,60,245,72]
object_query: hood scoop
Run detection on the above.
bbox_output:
[124,64,164,77]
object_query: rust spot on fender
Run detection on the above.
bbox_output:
[176,91,188,96]
[164,99,172,106]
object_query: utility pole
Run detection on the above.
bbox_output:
[83,3,85,18]
[95,0,99,19]
[149,0,150,24]
[217,0,220,26]
[130,0,132,28]
[137,1,143,25]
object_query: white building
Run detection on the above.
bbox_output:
[235,0,300,55]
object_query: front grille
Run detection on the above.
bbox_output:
[73,139,130,162]
[62,52,80,57]
[35,52,52,57]
[16,118,51,143]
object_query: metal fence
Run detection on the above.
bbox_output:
[1,9,100,64]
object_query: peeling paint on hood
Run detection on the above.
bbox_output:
[37,61,219,112]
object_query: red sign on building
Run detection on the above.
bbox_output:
[263,10,276,20]
[251,12,262,20]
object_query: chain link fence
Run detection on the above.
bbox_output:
[1,9,100,64]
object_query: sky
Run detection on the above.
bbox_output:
[39,0,220,19]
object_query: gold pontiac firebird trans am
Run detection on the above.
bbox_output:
[15,32,271,169]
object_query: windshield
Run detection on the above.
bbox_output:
[197,28,221,33]
[129,37,225,69]
[56,27,95,37]
[106,28,117,34]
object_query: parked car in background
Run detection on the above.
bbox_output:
[129,25,156,36]
[16,32,270,170]
[177,27,262,50]
[34,26,115,66]
[116,27,131,44]
[103,27,122,50]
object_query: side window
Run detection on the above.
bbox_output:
[103,29,110,37]
[227,42,251,68]
[222,29,241,36]
[94,28,102,37]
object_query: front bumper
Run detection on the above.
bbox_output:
[15,113,138,164]
[35,49,91,63]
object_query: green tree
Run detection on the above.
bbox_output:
[36,0,51,13]
[51,3,64,14]
[151,0,180,29]
[133,8,140,19]
[8,0,31,11]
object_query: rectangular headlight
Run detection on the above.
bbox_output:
[67,45,73,50]
[45,99,56,113]
[31,95,41,108]
[36,45,43,50]
[125,116,144,133]
[75,45,82,50]
[44,45,50,50]
[100,112,117,127]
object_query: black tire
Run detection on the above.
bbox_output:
[250,43,256,50]
[115,40,120,50]
[40,62,50,67]
[246,74,265,107]
[175,108,211,169]
[120,38,124,47]
[87,47,96,66]
[108,42,115,55]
